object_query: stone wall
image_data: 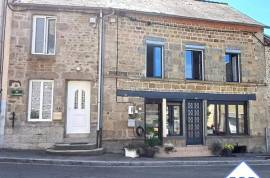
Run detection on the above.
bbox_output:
[102,13,268,152]
[266,45,270,152]
[4,10,100,149]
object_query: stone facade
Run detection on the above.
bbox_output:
[2,5,269,153]
[266,42,270,152]
[4,10,99,149]
[102,13,268,152]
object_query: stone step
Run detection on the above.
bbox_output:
[46,147,104,156]
[63,134,96,144]
[156,145,213,158]
[53,143,97,150]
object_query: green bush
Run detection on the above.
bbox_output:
[224,144,235,151]
[145,136,161,147]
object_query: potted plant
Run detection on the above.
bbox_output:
[124,144,139,158]
[139,137,160,158]
[222,144,235,157]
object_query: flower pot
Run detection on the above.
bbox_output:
[222,149,233,157]
[124,148,139,158]
[143,147,155,158]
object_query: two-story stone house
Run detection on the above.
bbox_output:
[1,0,269,155]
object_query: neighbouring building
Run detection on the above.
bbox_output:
[1,0,270,155]
[265,34,270,152]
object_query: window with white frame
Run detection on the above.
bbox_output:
[32,16,56,55]
[28,80,54,121]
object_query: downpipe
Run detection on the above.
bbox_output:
[97,9,104,148]
[96,9,115,148]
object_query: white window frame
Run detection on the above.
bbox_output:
[32,16,56,55]
[28,80,54,122]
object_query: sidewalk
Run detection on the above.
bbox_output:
[0,149,270,167]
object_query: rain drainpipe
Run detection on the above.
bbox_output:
[97,9,104,148]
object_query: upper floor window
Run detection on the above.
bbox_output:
[28,80,54,121]
[225,53,240,82]
[185,49,203,80]
[32,16,56,55]
[146,43,163,78]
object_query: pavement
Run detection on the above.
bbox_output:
[0,149,270,167]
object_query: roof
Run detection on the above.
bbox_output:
[13,0,265,27]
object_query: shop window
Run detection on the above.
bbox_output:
[207,102,247,135]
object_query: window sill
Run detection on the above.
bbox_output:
[143,77,164,81]
[30,53,56,60]
[206,135,250,138]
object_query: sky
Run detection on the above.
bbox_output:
[216,0,270,35]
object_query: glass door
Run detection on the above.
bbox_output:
[167,104,182,136]
[145,103,162,143]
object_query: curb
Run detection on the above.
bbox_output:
[0,157,270,167]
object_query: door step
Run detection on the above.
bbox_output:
[53,143,97,150]
[46,147,104,156]
[156,145,213,158]
[63,133,96,144]
[46,143,104,156]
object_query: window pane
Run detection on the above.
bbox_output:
[232,55,239,82]
[30,81,41,119]
[153,47,162,77]
[147,44,162,78]
[173,106,181,135]
[35,18,45,53]
[145,104,160,138]
[47,19,56,54]
[225,54,231,81]
[81,90,86,109]
[42,82,53,120]
[228,105,237,134]
[74,90,79,109]
[225,53,239,82]
[216,104,226,135]
[193,51,202,80]
[207,104,215,135]
[185,50,202,80]
[185,50,193,79]
[238,105,245,134]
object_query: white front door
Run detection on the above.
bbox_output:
[66,81,91,134]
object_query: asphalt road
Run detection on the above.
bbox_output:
[0,162,269,178]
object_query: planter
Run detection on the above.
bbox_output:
[142,147,156,158]
[233,145,247,153]
[222,149,233,157]
[124,148,139,158]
